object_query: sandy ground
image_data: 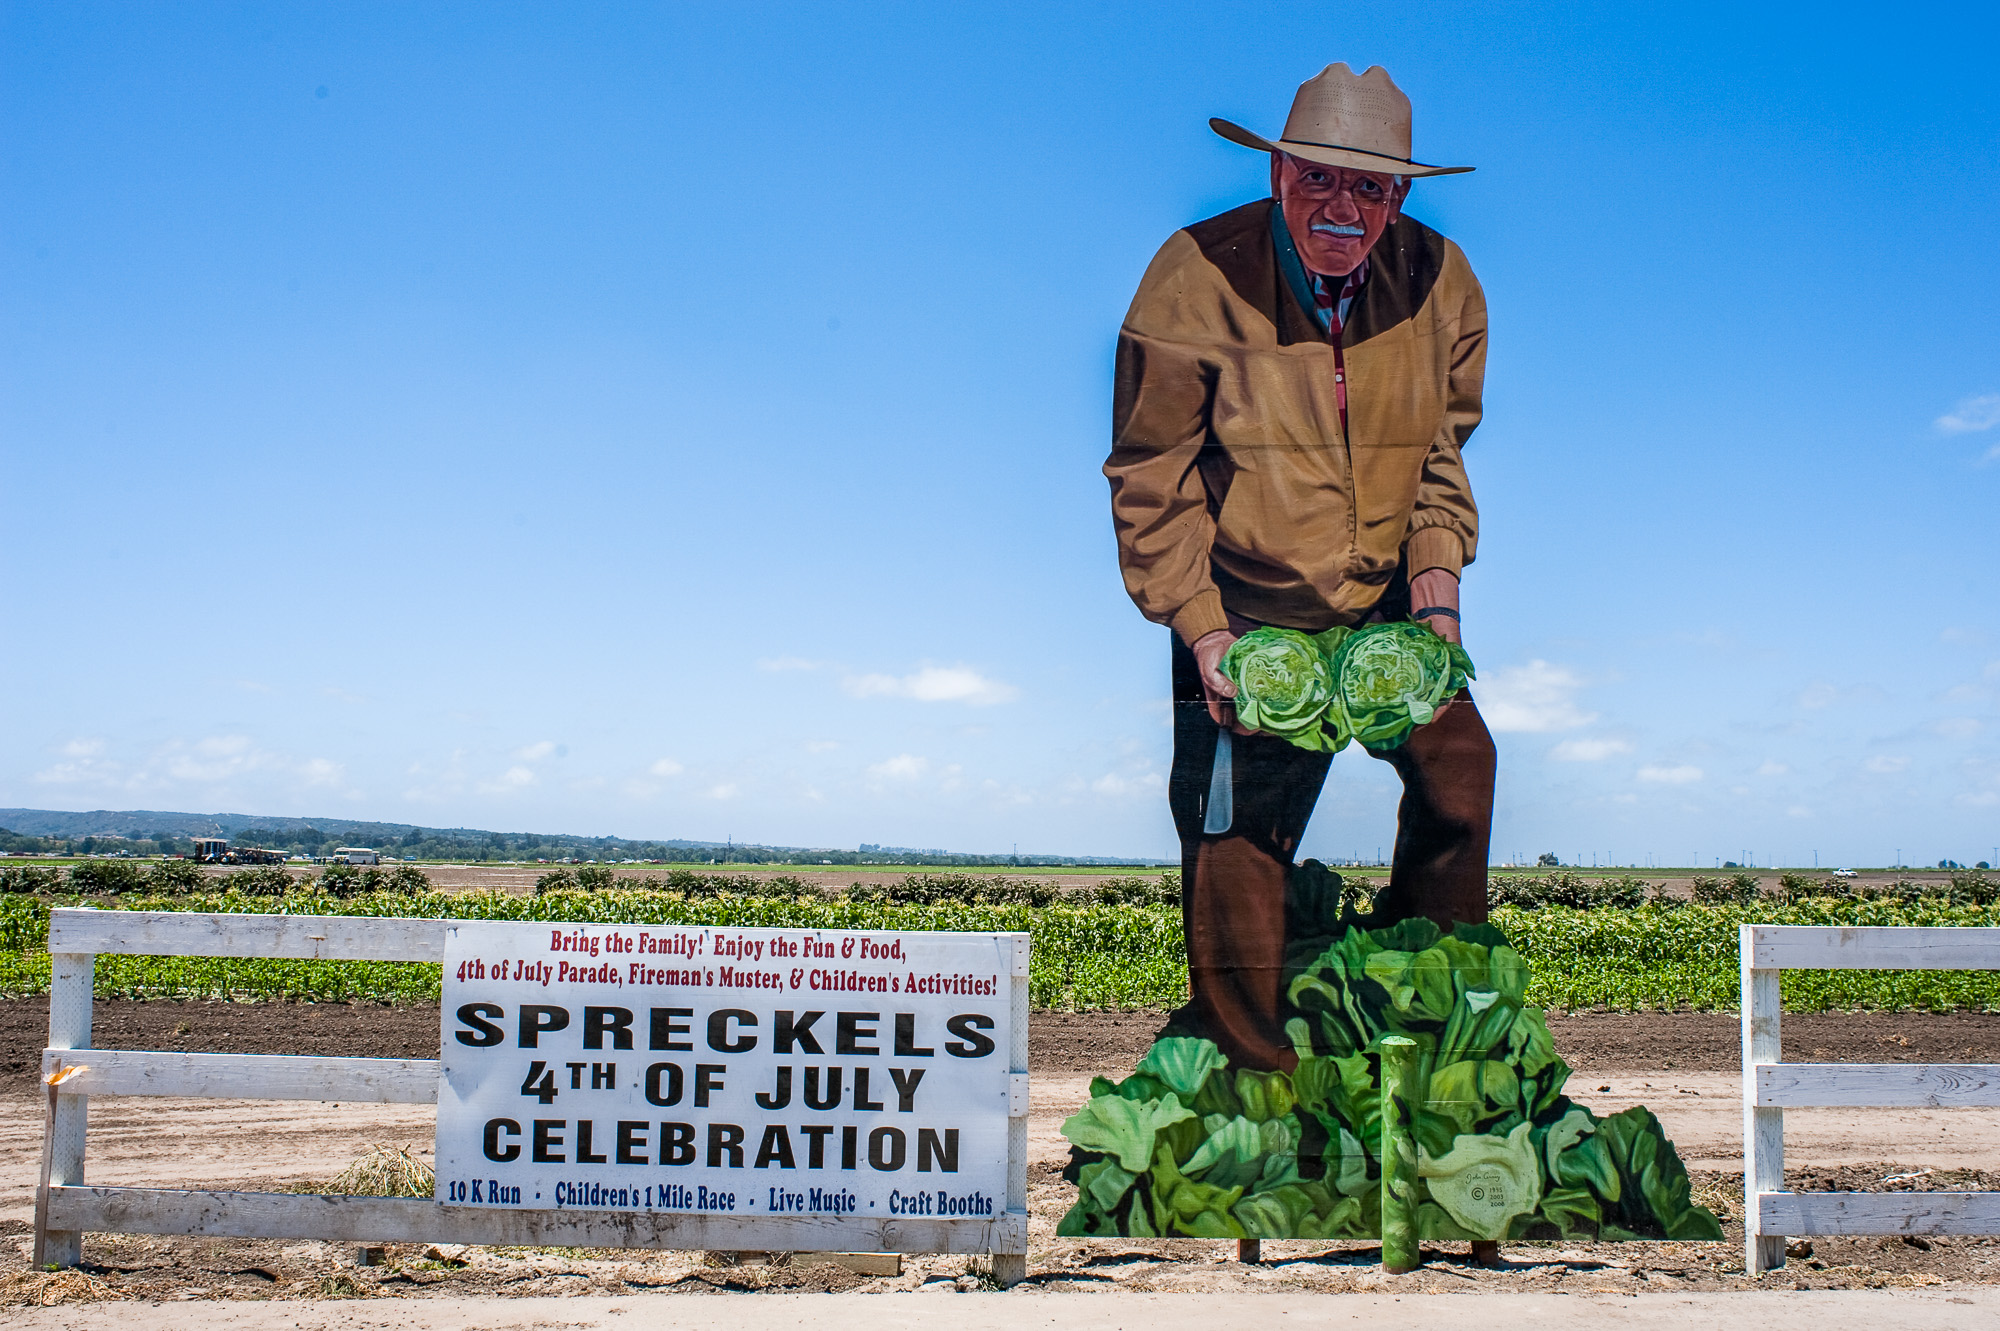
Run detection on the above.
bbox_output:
[3,1002,1998,1313]
[1,1289,1998,1331]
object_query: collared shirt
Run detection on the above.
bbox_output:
[1309,264,1367,337]
[1267,203,1369,430]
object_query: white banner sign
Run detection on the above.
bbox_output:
[435,921,1016,1227]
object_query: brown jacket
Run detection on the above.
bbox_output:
[1105,199,1486,645]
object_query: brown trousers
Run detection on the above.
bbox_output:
[1168,633,1497,1071]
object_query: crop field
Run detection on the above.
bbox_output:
[1,865,1997,1012]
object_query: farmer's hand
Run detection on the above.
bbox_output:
[1410,567,1462,645]
[1191,630,1256,735]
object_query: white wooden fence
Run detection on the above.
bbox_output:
[1741,923,2000,1273]
[33,908,1031,1284]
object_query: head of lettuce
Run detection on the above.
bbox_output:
[1220,622,1474,755]
[1218,627,1343,752]
[1332,622,1475,751]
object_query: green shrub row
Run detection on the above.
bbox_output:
[1484,869,2000,910]
[0,861,431,898]
[530,866,1180,908]
[0,890,1995,1012]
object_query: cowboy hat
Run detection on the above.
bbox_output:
[1210,63,1472,178]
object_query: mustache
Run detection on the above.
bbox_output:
[1310,223,1367,237]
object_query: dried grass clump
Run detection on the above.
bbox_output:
[1,1269,115,1305]
[307,1274,369,1299]
[297,1143,435,1198]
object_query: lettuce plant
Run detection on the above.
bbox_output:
[1058,912,1722,1242]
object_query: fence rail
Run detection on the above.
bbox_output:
[1741,923,2000,1272]
[33,907,1031,1282]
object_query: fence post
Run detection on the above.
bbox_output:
[989,934,1030,1289]
[1379,1036,1420,1274]
[35,950,94,1268]
[1742,924,1784,1274]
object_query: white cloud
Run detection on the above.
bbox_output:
[515,740,558,761]
[1934,718,1982,739]
[1549,737,1631,762]
[166,735,271,783]
[1787,805,1813,818]
[804,740,840,753]
[482,765,536,792]
[707,783,739,800]
[34,752,123,787]
[868,754,930,779]
[1757,761,1789,776]
[1478,661,1595,733]
[1637,764,1703,785]
[1798,682,1840,710]
[1091,771,1165,797]
[649,757,684,776]
[1865,755,1909,773]
[843,665,1018,706]
[40,734,351,796]
[300,757,344,786]
[1936,393,2000,434]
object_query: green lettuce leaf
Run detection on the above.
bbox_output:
[1596,1107,1723,1240]
[1234,1184,1321,1238]
[1234,1068,1297,1123]
[1080,1159,1138,1213]
[1150,1141,1247,1238]
[1135,1037,1229,1100]
[1061,1092,1196,1172]
[1181,1114,1264,1176]
[1416,1200,1476,1240]
[1418,1121,1543,1239]
[1332,1124,1372,1197]
[1537,1185,1602,1237]
[1426,1057,1520,1135]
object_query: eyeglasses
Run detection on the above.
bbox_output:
[1283,165,1399,204]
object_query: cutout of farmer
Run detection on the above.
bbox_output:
[1106,64,1497,1074]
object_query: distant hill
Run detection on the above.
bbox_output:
[0,808,1167,867]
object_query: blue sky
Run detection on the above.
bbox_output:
[4,2,1997,867]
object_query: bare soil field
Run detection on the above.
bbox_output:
[13,999,2000,1095]
[3,999,1999,1306]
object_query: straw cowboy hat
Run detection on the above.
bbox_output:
[1210,63,1472,178]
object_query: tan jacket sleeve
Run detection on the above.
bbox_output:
[1104,232,1230,645]
[1404,246,1486,581]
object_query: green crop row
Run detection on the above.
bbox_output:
[0,891,1996,1011]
